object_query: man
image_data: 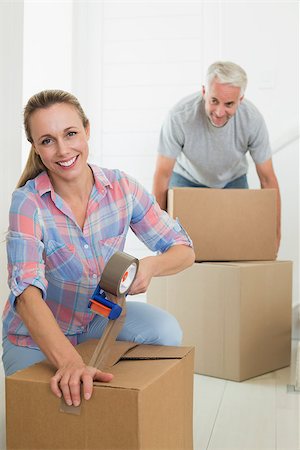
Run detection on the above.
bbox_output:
[152,61,281,247]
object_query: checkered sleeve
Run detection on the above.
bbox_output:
[127,175,193,253]
[7,190,47,305]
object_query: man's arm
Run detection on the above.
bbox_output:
[152,155,176,210]
[255,158,281,250]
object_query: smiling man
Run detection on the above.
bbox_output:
[152,61,281,246]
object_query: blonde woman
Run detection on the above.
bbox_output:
[2,90,195,407]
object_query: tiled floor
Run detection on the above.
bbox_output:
[193,340,300,450]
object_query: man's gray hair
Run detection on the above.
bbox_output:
[206,61,248,96]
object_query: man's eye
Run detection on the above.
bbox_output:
[211,99,218,104]
[225,103,234,108]
[68,131,77,137]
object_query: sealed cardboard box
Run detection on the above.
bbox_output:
[6,340,194,450]
[147,261,292,381]
[168,188,277,261]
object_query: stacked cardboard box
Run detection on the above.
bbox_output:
[168,188,277,262]
[6,340,194,450]
[148,188,292,381]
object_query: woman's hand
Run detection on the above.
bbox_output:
[50,357,113,406]
[129,257,156,294]
[129,245,195,295]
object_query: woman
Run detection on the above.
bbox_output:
[2,90,195,407]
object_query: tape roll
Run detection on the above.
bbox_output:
[101,251,139,296]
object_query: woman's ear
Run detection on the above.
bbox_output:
[85,121,90,140]
[32,143,39,155]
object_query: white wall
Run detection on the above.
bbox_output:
[0,3,24,448]
[0,2,298,448]
[22,0,73,164]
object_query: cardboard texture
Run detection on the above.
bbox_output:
[147,261,292,381]
[167,188,277,261]
[6,340,194,450]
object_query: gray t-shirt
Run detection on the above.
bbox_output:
[157,92,272,188]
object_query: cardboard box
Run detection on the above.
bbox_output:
[167,188,277,261]
[147,261,292,381]
[6,340,194,450]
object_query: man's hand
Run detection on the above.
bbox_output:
[255,158,281,252]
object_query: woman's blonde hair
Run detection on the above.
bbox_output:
[17,89,89,188]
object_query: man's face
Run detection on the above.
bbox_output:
[203,78,244,127]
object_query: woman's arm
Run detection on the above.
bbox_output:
[129,244,195,294]
[16,285,113,406]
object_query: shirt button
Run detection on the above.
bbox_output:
[92,274,97,279]
[84,244,89,249]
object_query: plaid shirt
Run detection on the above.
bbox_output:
[2,165,192,348]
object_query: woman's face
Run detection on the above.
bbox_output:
[29,102,90,187]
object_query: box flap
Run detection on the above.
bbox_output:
[93,341,139,369]
[7,340,193,388]
[121,343,191,360]
[82,340,194,391]
[76,339,192,365]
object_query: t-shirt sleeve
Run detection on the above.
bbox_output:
[126,175,193,252]
[248,109,272,164]
[6,189,47,306]
[157,111,185,159]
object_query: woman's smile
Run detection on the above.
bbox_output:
[57,155,78,168]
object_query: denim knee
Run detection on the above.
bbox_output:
[118,302,183,346]
[150,310,183,346]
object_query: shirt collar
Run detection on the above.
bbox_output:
[34,164,112,197]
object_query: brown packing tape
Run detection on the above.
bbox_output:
[100,251,139,296]
[60,398,81,416]
[89,296,126,369]
[97,341,139,369]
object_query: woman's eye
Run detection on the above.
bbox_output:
[41,138,51,145]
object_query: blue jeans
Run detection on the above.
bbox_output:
[2,301,182,376]
[169,172,249,189]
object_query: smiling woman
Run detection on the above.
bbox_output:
[1,89,195,409]
[19,91,90,189]
[29,104,91,186]
[27,102,93,228]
